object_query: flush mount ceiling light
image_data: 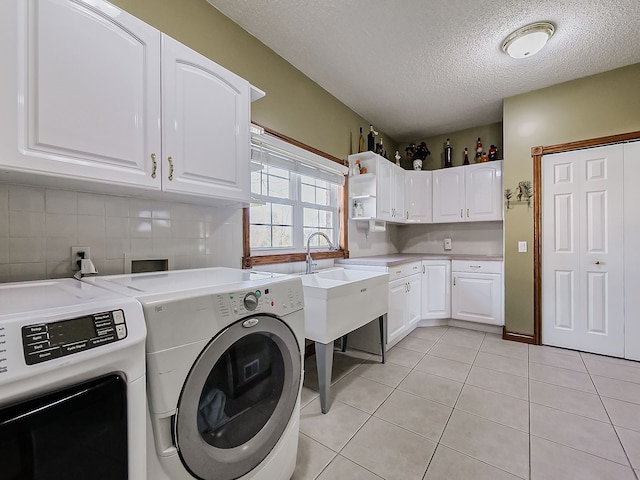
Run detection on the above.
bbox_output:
[502,22,555,59]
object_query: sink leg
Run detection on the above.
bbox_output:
[315,341,333,414]
[341,335,348,352]
[379,314,386,364]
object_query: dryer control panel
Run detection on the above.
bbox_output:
[22,310,128,365]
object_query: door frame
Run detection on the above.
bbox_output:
[531,130,640,345]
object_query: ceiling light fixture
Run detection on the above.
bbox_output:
[502,22,555,59]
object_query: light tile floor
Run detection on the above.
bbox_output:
[292,326,640,480]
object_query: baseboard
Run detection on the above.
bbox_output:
[447,319,503,335]
[502,327,536,344]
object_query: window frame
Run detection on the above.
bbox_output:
[242,126,349,269]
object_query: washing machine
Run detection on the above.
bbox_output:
[84,267,304,480]
[0,278,147,480]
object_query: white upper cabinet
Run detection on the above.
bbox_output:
[0,0,257,204]
[432,167,465,223]
[1,0,161,189]
[348,152,404,223]
[466,162,503,221]
[432,161,503,223]
[161,34,250,201]
[404,171,432,223]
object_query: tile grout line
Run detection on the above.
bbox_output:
[582,351,639,477]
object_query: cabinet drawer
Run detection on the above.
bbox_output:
[388,261,422,280]
[451,260,502,274]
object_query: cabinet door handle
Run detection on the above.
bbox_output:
[453,277,456,286]
[422,265,425,274]
[470,265,481,269]
[167,156,174,181]
[460,209,463,218]
[151,153,157,179]
[467,208,470,218]
[406,211,409,220]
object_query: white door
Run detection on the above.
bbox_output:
[624,142,640,360]
[466,161,503,221]
[452,273,502,325]
[542,145,624,356]
[432,168,465,223]
[421,261,451,319]
[387,278,408,345]
[405,171,432,223]
[376,159,393,221]
[9,0,161,188]
[162,34,250,201]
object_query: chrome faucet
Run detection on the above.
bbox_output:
[305,232,336,274]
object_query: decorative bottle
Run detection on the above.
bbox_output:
[367,125,377,152]
[444,138,453,168]
[475,137,483,162]
[463,147,470,165]
[358,127,365,153]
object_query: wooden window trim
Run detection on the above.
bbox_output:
[243,126,350,269]
[520,130,640,345]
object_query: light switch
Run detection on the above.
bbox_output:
[518,241,527,253]
[444,238,452,250]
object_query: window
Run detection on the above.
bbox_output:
[244,127,348,266]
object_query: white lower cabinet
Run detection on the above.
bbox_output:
[451,261,503,326]
[387,273,421,346]
[421,260,451,320]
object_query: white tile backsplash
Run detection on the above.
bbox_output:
[0,184,244,283]
[45,190,77,214]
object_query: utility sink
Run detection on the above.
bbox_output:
[300,267,389,413]
[300,268,389,343]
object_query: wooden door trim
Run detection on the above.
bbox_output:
[531,130,640,345]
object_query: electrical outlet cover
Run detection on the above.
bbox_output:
[444,238,452,250]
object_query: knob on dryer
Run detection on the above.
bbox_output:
[243,292,258,311]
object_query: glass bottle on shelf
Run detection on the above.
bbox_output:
[367,125,377,152]
[353,201,364,217]
[358,127,365,153]
[444,138,453,168]
[463,147,470,165]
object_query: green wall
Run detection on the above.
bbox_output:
[503,63,640,335]
[422,123,503,171]
[109,0,398,159]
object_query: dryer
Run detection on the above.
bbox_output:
[0,279,147,480]
[84,268,304,480]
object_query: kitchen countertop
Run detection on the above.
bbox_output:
[336,253,503,267]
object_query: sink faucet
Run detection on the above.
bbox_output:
[306,232,336,274]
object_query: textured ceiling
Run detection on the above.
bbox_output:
[206,0,640,142]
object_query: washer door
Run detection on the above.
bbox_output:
[175,314,301,480]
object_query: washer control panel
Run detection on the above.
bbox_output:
[21,310,127,365]
[215,279,304,320]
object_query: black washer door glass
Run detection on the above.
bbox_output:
[197,333,284,448]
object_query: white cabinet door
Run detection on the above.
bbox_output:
[465,161,503,221]
[421,261,451,319]
[452,272,502,325]
[394,167,405,223]
[161,35,250,201]
[542,146,624,357]
[406,273,422,329]
[376,159,394,221]
[405,171,432,223]
[1,0,161,189]
[387,277,408,345]
[432,168,465,223]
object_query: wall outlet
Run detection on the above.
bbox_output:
[444,238,452,250]
[71,246,91,271]
[518,241,527,253]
